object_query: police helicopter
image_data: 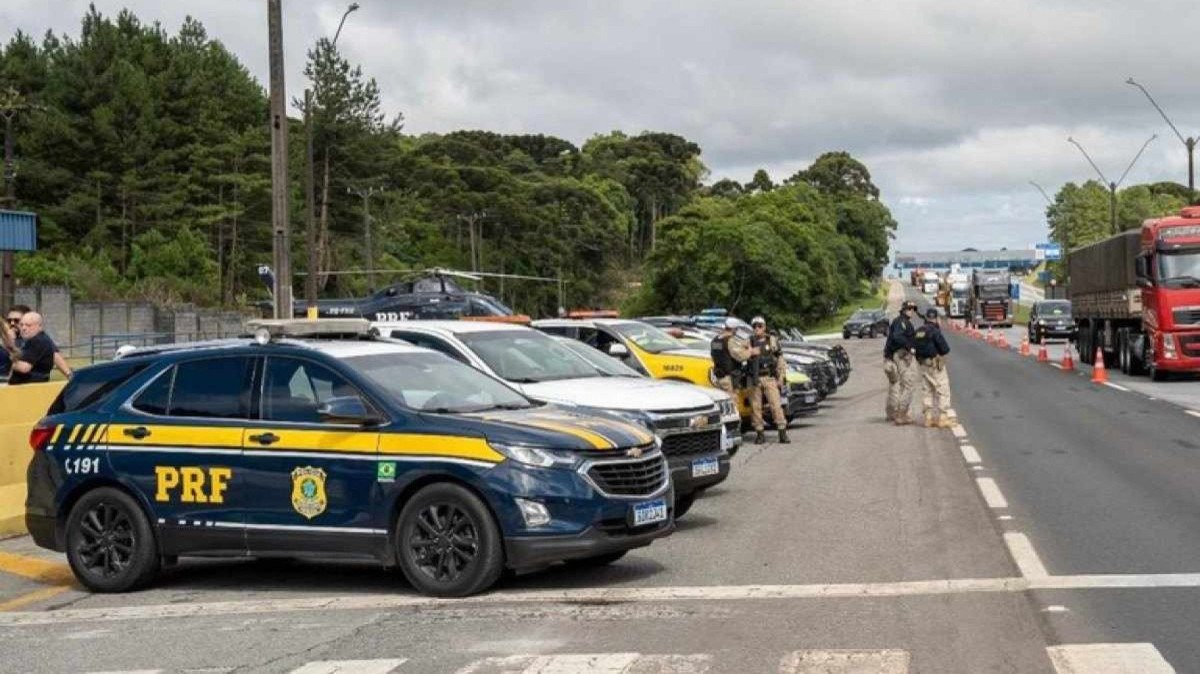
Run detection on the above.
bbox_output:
[257,265,560,322]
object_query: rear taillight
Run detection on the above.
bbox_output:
[29,425,55,452]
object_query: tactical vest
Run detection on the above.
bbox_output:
[751,334,777,376]
[710,336,737,378]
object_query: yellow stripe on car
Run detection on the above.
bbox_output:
[379,434,503,463]
[243,428,379,453]
[108,425,243,449]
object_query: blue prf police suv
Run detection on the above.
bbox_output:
[25,320,674,597]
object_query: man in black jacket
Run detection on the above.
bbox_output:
[915,307,954,428]
[883,301,918,425]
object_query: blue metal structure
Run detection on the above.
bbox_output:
[0,210,38,251]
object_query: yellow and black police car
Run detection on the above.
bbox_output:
[25,320,673,597]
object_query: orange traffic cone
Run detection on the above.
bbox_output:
[1091,348,1109,384]
[998,333,1010,349]
[986,328,994,344]
[1036,343,1048,362]
[1019,336,1030,357]
[1061,344,1075,371]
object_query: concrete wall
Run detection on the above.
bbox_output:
[0,382,65,535]
[13,286,256,359]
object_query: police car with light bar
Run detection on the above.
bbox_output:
[25,319,674,597]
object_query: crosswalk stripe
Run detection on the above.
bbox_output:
[779,650,910,673]
[289,660,408,674]
[1047,643,1175,673]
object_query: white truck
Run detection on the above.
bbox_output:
[946,272,970,318]
[921,271,940,295]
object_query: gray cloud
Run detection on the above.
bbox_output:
[4,0,1198,253]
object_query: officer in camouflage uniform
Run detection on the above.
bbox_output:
[915,307,955,428]
[748,316,790,445]
[710,318,751,396]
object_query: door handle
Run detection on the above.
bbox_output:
[248,432,280,446]
[122,426,151,440]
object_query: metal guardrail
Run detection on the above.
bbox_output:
[89,332,236,363]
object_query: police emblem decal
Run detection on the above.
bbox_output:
[291,466,328,519]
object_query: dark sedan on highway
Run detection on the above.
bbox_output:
[842,309,889,339]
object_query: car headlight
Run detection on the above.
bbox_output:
[489,442,580,469]
[719,399,737,418]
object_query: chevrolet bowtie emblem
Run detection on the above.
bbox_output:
[689,415,709,428]
[626,446,645,458]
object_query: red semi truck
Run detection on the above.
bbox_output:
[1070,206,1200,379]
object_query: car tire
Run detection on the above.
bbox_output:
[395,482,504,597]
[65,487,160,593]
[564,551,627,567]
[674,493,697,519]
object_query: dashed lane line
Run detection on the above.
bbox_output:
[960,444,981,464]
[1047,643,1176,674]
[975,478,1008,509]
[950,424,967,439]
[1103,382,1131,392]
[1003,533,1049,578]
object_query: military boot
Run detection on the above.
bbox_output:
[924,411,935,427]
[754,431,766,445]
[893,415,913,426]
[778,429,790,444]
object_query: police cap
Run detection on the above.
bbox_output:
[925,308,939,319]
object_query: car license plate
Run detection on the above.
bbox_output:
[692,456,720,478]
[632,499,668,526]
[804,392,817,404]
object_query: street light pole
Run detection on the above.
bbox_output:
[267,0,292,319]
[1126,78,1196,201]
[1067,135,1157,236]
[304,90,318,318]
[332,3,360,47]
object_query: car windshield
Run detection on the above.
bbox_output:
[457,329,606,382]
[1158,251,1200,287]
[344,351,533,413]
[610,322,688,353]
[555,338,644,377]
[848,311,874,321]
[1037,301,1071,316]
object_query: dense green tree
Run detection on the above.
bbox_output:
[786,151,880,200]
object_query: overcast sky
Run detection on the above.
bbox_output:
[5,1,1199,257]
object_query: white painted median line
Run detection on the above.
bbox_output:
[950,424,966,439]
[291,660,408,674]
[1047,643,1176,674]
[975,478,1008,509]
[20,574,1200,626]
[1103,382,1131,392]
[1003,533,1049,578]
[458,653,712,674]
[779,650,909,674]
[960,444,981,464]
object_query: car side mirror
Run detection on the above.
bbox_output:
[318,396,379,426]
[607,342,629,357]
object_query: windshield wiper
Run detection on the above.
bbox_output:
[472,402,532,412]
[1162,275,1200,288]
[506,377,542,384]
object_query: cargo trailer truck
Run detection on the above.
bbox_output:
[969,270,1013,327]
[1069,206,1200,380]
[946,272,970,318]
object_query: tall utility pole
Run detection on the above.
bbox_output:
[267,0,292,319]
[457,211,488,274]
[348,185,380,290]
[304,90,318,318]
[1127,78,1196,201]
[1067,135,1157,236]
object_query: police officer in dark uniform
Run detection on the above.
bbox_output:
[883,301,919,424]
[915,307,954,428]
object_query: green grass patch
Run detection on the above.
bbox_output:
[802,282,888,335]
[1013,303,1031,326]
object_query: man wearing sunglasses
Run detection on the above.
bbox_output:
[0,305,72,383]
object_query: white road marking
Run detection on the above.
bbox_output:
[20,574,1200,626]
[1047,643,1176,674]
[1185,410,1200,419]
[86,671,162,674]
[1050,363,1064,369]
[1042,605,1070,613]
[290,660,408,674]
[1103,382,1131,392]
[976,478,1008,508]
[972,466,984,471]
[458,653,642,673]
[950,425,966,439]
[997,515,1014,521]
[960,444,981,464]
[1004,533,1049,578]
[779,650,910,674]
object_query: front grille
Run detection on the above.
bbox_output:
[1180,334,1200,357]
[983,304,1006,321]
[585,455,667,497]
[659,428,721,457]
[652,411,722,432]
[1174,308,1200,326]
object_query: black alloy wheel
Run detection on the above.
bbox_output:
[65,487,159,592]
[396,483,503,597]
